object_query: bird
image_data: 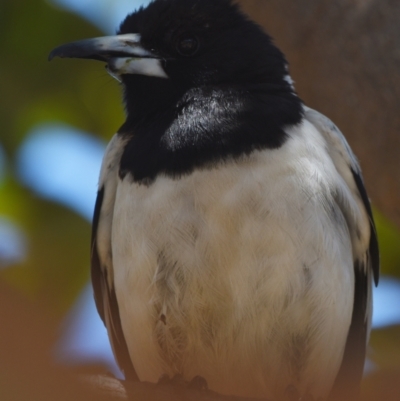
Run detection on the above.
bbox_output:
[49,0,379,400]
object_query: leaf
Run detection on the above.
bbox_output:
[369,325,400,370]
[374,209,400,278]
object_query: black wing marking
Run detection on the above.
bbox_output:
[330,170,380,401]
[351,169,380,286]
[91,187,138,381]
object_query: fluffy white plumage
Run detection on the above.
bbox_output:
[95,107,372,399]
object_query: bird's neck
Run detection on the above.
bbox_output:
[120,76,182,131]
[118,80,303,183]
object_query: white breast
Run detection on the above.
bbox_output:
[107,119,356,400]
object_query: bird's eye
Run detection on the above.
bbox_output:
[176,35,199,57]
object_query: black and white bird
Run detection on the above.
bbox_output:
[49,0,379,400]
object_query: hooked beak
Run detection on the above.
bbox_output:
[49,34,168,80]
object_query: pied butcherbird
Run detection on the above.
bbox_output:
[49,0,379,400]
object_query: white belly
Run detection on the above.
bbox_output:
[111,128,354,400]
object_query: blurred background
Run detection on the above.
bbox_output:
[1,0,399,400]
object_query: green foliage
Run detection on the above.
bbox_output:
[0,0,125,318]
[374,209,400,277]
[1,0,124,155]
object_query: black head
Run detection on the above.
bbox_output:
[119,0,289,88]
[50,0,303,182]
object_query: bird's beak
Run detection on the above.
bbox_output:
[49,34,168,81]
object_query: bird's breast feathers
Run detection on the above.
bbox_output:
[96,109,371,399]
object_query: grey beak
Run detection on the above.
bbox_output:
[49,34,156,62]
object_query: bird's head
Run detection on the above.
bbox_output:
[50,0,294,121]
[50,0,303,181]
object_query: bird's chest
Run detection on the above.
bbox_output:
[112,153,299,308]
[112,157,283,327]
[110,149,352,398]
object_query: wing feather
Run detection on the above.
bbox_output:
[91,187,138,380]
[304,107,379,400]
[91,135,138,380]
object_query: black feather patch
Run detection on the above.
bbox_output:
[91,187,105,319]
[116,0,303,182]
[351,168,380,285]
[119,83,303,182]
